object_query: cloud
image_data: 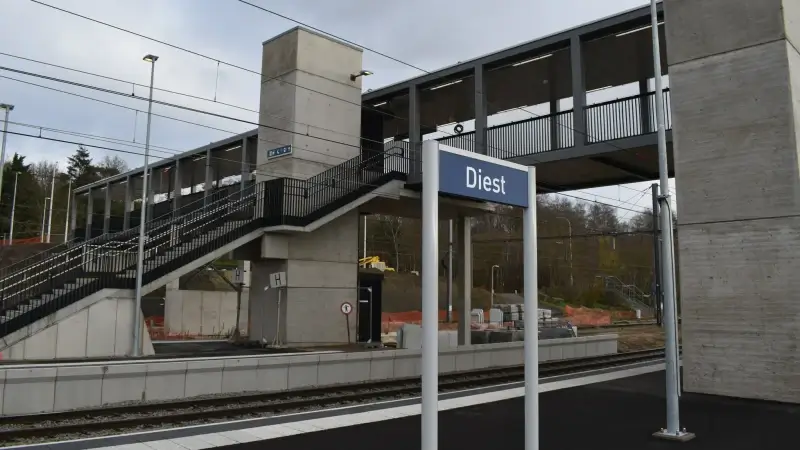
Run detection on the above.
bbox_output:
[0,0,661,215]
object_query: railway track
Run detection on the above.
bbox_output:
[0,348,666,445]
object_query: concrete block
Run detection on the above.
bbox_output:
[287,354,320,389]
[369,350,395,380]
[438,350,457,374]
[54,365,104,412]
[488,343,524,367]
[561,342,576,360]
[86,298,119,357]
[55,308,89,358]
[586,341,600,357]
[470,330,488,344]
[399,323,422,349]
[511,330,525,341]
[393,349,422,378]
[344,352,371,383]
[102,363,147,405]
[22,324,57,359]
[145,362,188,402]
[488,330,514,343]
[185,359,224,398]
[455,348,475,372]
[539,345,552,362]
[317,352,349,386]
[3,367,56,415]
[256,357,289,392]
[573,342,587,358]
[222,358,260,394]
[473,346,492,369]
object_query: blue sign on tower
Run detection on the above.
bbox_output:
[437,146,529,208]
[267,145,293,159]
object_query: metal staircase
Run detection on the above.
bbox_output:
[600,275,654,317]
[0,149,412,339]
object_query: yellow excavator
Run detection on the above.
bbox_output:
[359,256,395,272]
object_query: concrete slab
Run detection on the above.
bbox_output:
[54,365,104,412]
[185,359,224,397]
[287,354,320,389]
[3,367,56,415]
[101,363,147,405]
[256,357,289,392]
[393,349,421,378]
[369,350,395,380]
[145,361,188,402]
[222,358,260,394]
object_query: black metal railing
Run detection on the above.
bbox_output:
[0,182,266,338]
[585,89,671,144]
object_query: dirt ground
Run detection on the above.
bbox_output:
[582,324,675,352]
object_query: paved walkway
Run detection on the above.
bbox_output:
[217,371,799,449]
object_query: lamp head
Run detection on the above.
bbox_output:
[350,70,373,81]
[0,104,14,111]
[143,54,159,63]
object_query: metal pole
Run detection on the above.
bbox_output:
[523,166,539,450]
[133,56,158,357]
[40,198,49,242]
[363,215,367,259]
[421,140,439,450]
[651,183,662,326]
[0,104,13,203]
[368,287,374,343]
[491,264,499,310]
[46,164,56,243]
[64,180,72,244]
[9,172,18,245]
[649,0,692,441]
[447,219,453,323]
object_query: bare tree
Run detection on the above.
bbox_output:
[379,215,404,271]
[97,155,129,176]
[30,160,58,190]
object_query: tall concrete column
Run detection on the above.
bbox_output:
[69,191,77,240]
[474,65,487,155]
[248,27,363,346]
[203,148,213,206]
[666,0,800,403]
[409,84,421,176]
[172,160,181,217]
[455,216,472,345]
[84,188,93,241]
[240,138,249,198]
[122,176,132,231]
[569,35,587,147]
[102,182,111,234]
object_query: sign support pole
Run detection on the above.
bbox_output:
[523,167,538,450]
[421,140,439,450]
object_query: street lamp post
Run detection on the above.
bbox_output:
[8,172,18,245]
[64,179,72,243]
[46,164,57,243]
[40,197,49,243]
[557,217,573,287]
[133,54,159,357]
[0,103,15,202]
[490,264,500,310]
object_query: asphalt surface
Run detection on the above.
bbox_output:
[216,370,799,450]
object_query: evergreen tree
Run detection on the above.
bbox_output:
[66,145,97,187]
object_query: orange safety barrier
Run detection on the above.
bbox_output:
[563,305,613,326]
[0,237,46,246]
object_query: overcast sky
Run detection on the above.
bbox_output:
[0,0,674,219]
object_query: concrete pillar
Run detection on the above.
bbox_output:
[409,84,421,176]
[666,0,800,403]
[240,138,249,198]
[69,191,77,240]
[548,59,559,150]
[102,183,111,234]
[638,79,651,134]
[122,176,131,231]
[473,65,487,155]
[84,188,93,241]
[255,27,363,182]
[455,216,472,345]
[569,35,586,146]
[172,160,181,217]
[204,148,212,206]
[247,27,363,346]
[146,168,155,223]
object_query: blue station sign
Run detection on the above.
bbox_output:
[438,146,529,208]
[267,145,293,159]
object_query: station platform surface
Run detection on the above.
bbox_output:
[214,370,797,450]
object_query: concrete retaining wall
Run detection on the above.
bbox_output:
[164,287,249,336]
[0,336,617,416]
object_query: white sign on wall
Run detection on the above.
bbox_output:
[270,271,287,289]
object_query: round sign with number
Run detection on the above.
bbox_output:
[340,302,353,315]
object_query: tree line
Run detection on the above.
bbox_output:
[0,146,128,243]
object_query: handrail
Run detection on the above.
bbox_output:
[0,184,236,279]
